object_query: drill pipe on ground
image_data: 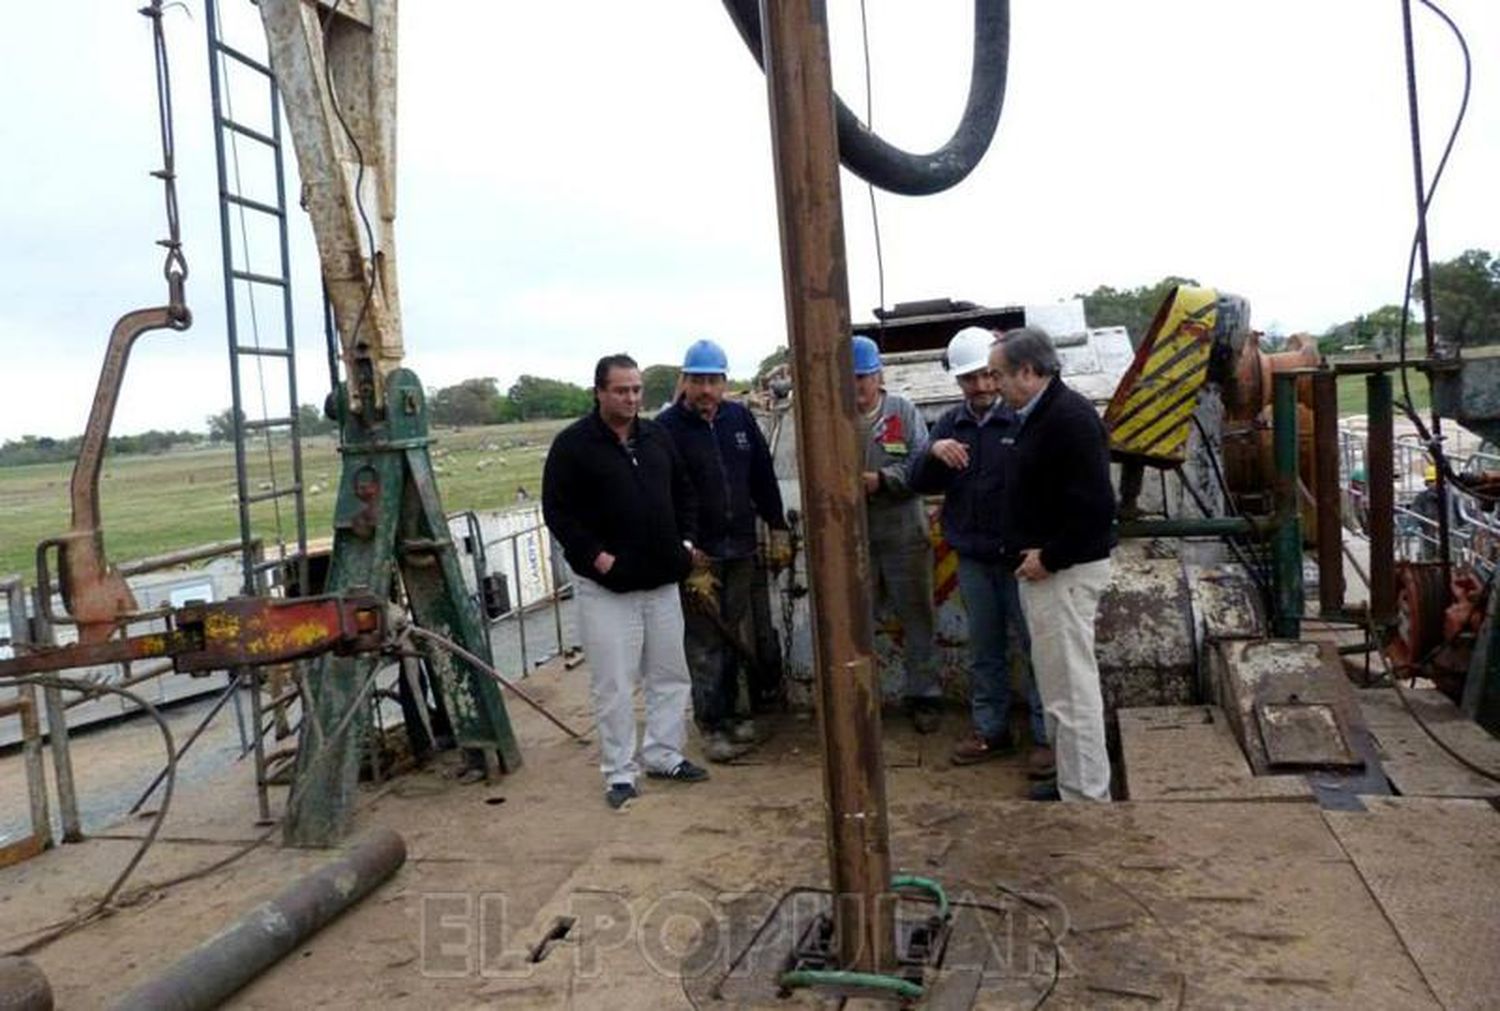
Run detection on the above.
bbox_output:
[107,828,406,1011]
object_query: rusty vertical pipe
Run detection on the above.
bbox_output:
[1367,373,1396,627]
[757,0,894,974]
[2,579,52,852]
[1311,371,1345,616]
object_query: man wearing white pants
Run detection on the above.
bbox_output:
[543,354,710,809]
[574,577,695,792]
[991,328,1118,802]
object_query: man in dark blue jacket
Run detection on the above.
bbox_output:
[912,327,1049,772]
[657,339,789,762]
[543,354,709,809]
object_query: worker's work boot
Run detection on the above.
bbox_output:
[1027,745,1056,781]
[729,719,760,746]
[908,698,941,735]
[703,731,751,763]
[950,730,1015,765]
[1028,779,1061,802]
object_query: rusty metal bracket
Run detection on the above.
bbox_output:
[38,300,192,645]
[0,594,384,679]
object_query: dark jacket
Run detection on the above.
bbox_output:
[910,401,1018,563]
[655,398,786,560]
[999,379,1118,572]
[542,410,697,592]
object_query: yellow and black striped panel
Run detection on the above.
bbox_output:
[1104,287,1218,466]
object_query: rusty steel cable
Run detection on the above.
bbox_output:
[405,625,591,743]
[141,0,189,305]
[319,0,381,386]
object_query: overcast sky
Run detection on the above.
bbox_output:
[1,1,1495,443]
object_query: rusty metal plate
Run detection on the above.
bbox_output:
[1255,702,1361,769]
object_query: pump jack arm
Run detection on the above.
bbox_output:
[259,0,401,418]
[256,0,521,847]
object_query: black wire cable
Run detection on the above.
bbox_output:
[857,0,887,324]
[1393,1,1471,482]
[1186,413,1276,607]
[0,675,177,956]
[720,0,1010,195]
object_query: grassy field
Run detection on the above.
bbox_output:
[0,419,569,579]
[1336,371,1431,416]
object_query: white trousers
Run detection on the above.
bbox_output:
[576,576,692,787]
[1018,558,1113,802]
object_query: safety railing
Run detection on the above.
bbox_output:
[1339,426,1500,578]
[447,504,574,676]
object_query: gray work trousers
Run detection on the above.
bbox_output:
[870,535,941,700]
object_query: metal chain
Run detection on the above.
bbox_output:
[140,0,189,317]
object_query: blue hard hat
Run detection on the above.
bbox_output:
[681,339,729,375]
[852,335,882,376]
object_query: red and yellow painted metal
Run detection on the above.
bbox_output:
[1104,286,1243,466]
[0,594,385,678]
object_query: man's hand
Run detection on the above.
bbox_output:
[764,529,793,571]
[930,438,970,470]
[683,565,721,616]
[862,471,881,495]
[593,551,616,575]
[1015,548,1050,582]
[690,547,711,570]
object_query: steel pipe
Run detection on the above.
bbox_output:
[1272,372,1303,638]
[1367,374,1396,627]
[108,828,406,1011]
[0,956,53,1011]
[1118,517,1263,539]
[1312,370,1346,616]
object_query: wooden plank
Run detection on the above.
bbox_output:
[1120,706,1313,802]
[1326,797,1500,1011]
[1357,688,1500,798]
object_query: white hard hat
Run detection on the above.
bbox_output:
[943,326,997,377]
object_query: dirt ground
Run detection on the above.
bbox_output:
[1,648,1497,1009]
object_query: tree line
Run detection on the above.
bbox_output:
[426,368,733,428]
[0,430,203,467]
[1077,248,1499,355]
[10,250,1491,463]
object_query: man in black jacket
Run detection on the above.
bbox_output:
[657,339,789,762]
[990,327,1118,802]
[543,354,710,809]
[911,327,1048,770]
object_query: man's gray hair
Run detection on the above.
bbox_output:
[995,326,1061,377]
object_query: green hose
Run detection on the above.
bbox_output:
[891,874,950,922]
[779,969,923,1000]
[777,876,951,1001]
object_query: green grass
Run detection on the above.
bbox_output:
[1336,372,1430,416]
[0,419,569,579]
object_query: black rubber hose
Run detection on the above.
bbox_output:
[721,0,1009,196]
